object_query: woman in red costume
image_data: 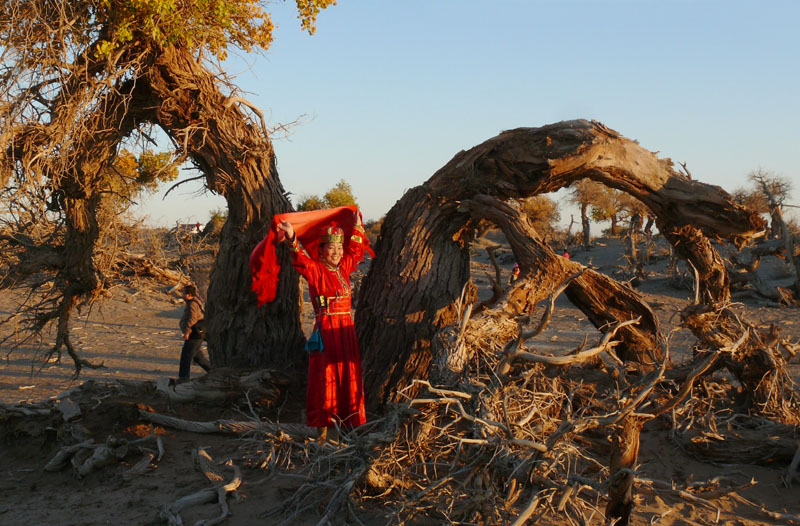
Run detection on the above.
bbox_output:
[276,213,368,440]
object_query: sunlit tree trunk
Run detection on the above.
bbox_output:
[358,120,761,412]
[146,47,304,369]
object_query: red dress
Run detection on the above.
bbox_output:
[287,229,367,429]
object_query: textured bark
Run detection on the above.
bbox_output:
[605,417,643,526]
[145,47,303,370]
[663,219,792,413]
[45,79,151,372]
[359,120,761,413]
[358,187,471,410]
[461,196,661,364]
[55,195,105,373]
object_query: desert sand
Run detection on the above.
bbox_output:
[1,236,798,525]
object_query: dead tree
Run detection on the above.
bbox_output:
[0,1,332,372]
[1,59,155,371]
[752,171,800,297]
[452,195,662,364]
[143,46,304,369]
[358,120,762,412]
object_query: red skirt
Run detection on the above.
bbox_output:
[306,312,366,429]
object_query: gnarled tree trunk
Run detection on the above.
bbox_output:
[28,78,151,373]
[145,47,304,369]
[358,120,761,413]
[459,195,662,365]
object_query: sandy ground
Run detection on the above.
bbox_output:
[1,236,799,525]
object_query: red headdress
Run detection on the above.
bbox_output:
[249,205,374,306]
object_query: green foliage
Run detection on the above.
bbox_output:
[569,180,606,213]
[519,195,560,235]
[588,188,623,234]
[107,149,178,202]
[133,150,180,191]
[1,0,337,62]
[94,0,276,59]
[323,179,358,208]
[297,194,326,211]
[570,180,649,235]
[296,179,358,211]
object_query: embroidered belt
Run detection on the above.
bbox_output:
[314,296,352,317]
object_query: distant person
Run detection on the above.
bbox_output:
[194,222,202,235]
[562,249,570,260]
[508,263,521,285]
[178,284,211,381]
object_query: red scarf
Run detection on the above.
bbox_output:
[250,205,375,306]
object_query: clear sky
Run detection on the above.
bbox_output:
[134,0,799,227]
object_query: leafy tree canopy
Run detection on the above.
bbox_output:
[1,0,336,61]
[297,194,326,211]
[519,195,560,235]
[323,179,358,208]
[297,179,358,211]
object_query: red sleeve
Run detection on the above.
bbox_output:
[340,224,368,275]
[286,235,322,286]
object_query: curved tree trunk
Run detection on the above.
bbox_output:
[663,222,795,415]
[357,187,472,411]
[424,201,658,390]
[358,120,761,413]
[145,47,304,370]
[448,195,662,370]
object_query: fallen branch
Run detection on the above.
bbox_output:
[161,448,242,526]
[498,317,640,374]
[782,440,800,488]
[138,409,316,440]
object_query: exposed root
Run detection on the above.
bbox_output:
[161,448,242,526]
[44,433,163,479]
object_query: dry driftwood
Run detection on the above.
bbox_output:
[116,251,191,284]
[44,434,163,479]
[161,448,242,526]
[154,368,289,406]
[138,410,316,441]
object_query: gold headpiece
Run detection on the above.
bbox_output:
[320,224,344,244]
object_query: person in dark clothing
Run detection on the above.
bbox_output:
[178,284,211,380]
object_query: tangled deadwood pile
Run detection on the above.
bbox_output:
[242,280,798,525]
[2,298,798,525]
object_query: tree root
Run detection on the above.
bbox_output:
[44,434,163,479]
[138,409,316,441]
[161,448,242,526]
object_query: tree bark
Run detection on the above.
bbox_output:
[605,417,643,526]
[663,220,793,414]
[580,203,591,251]
[358,120,760,412]
[44,78,152,372]
[457,196,661,365]
[145,47,304,370]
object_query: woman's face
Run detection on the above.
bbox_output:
[320,242,344,267]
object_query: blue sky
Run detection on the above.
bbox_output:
[135,0,799,226]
